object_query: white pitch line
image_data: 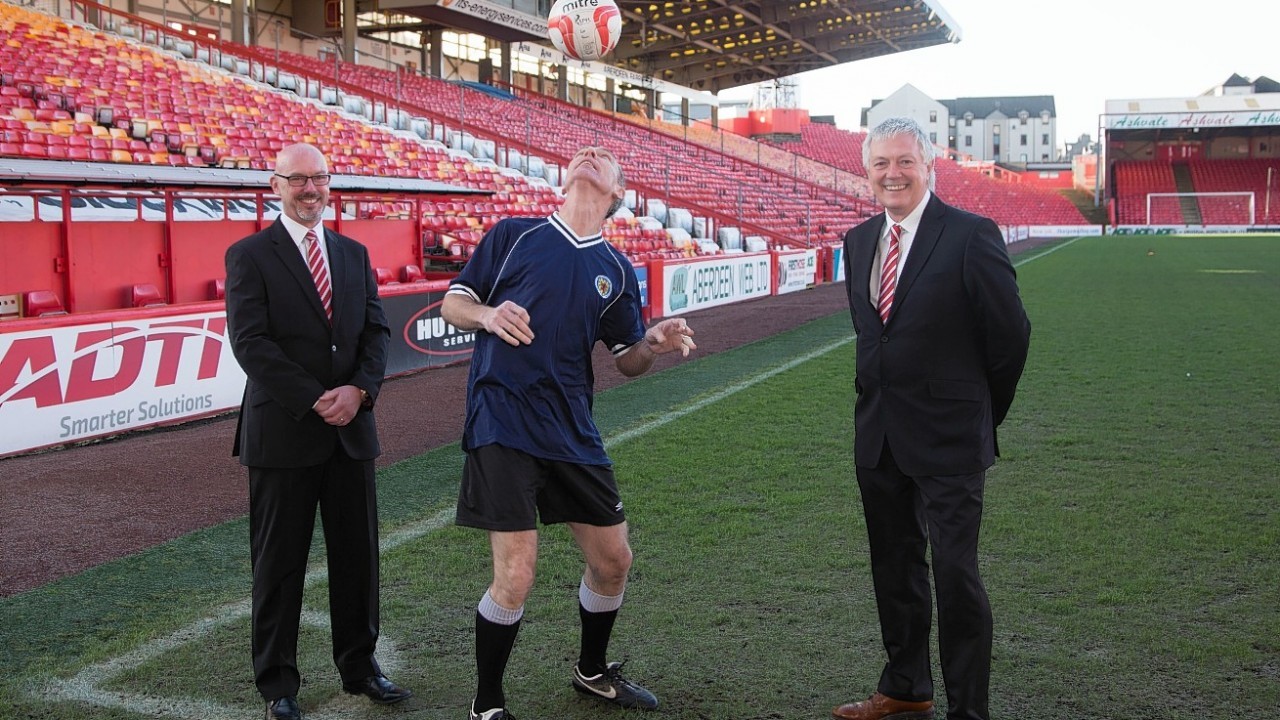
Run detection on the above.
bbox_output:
[39,507,455,719]
[38,235,1073,716]
[604,335,855,449]
[1012,234,1086,267]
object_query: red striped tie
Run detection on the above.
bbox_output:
[878,223,902,324]
[304,230,332,321]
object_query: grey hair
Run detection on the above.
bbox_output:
[862,117,937,191]
[606,163,626,218]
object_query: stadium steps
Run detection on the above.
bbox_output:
[1171,163,1201,224]
[1059,189,1107,225]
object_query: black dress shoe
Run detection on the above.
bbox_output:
[342,673,413,705]
[266,695,303,720]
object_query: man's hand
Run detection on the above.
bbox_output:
[481,300,535,347]
[645,318,697,358]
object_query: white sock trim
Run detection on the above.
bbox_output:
[579,576,624,613]
[478,589,524,625]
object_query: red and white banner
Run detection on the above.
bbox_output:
[776,249,818,295]
[0,311,246,458]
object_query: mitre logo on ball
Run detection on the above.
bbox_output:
[547,0,622,61]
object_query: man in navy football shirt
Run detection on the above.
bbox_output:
[442,146,697,720]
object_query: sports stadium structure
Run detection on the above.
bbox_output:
[0,0,1263,458]
[1101,82,1280,229]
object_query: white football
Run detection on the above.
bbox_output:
[547,0,622,61]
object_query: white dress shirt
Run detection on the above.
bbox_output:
[280,213,331,276]
[869,190,931,306]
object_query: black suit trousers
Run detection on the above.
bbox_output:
[856,443,992,720]
[248,450,380,700]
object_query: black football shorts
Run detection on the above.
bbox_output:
[456,443,626,531]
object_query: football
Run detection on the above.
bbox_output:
[547,0,622,62]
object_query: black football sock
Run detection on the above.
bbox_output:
[475,591,523,711]
[577,603,619,677]
[577,577,624,677]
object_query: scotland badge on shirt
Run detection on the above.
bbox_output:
[595,275,613,299]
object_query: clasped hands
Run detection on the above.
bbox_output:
[313,385,363,426]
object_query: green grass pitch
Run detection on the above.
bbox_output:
[1,234,1277,719]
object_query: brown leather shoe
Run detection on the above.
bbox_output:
[832,692,934,720]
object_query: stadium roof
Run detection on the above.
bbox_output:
[371,0,962,93]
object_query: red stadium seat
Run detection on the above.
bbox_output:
[129,283,166,307]
[400,264,425,283]
[373,267,398,285]
[209,278,225,300]
[22,290,67,317]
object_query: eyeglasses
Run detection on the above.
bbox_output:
[273,173,332,187]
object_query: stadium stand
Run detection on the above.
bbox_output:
[0,3,701,265]
[1188,158,1279,225]
[1112,161,1181,224]
[1111,157,1280,226]
[254,48,877,248]
[768,121,1089,226]
[1107,159,1280,226]
[2,0,1122,311]
[0,0,877,267]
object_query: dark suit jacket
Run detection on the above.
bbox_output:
[843,194,1030,477]
[225,219,390,468]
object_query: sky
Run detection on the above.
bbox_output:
[716,0,1278,147]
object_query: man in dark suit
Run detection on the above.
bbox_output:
[225,143,410,720]
[833,118,1031,720]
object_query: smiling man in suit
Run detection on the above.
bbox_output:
[833,118,1031,720]
[225,143,409,720]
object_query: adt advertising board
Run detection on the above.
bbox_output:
[0,287,477,458]
[664,254,772,314]
[0,311,246,458]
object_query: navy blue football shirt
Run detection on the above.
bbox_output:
[448,213,646,465]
